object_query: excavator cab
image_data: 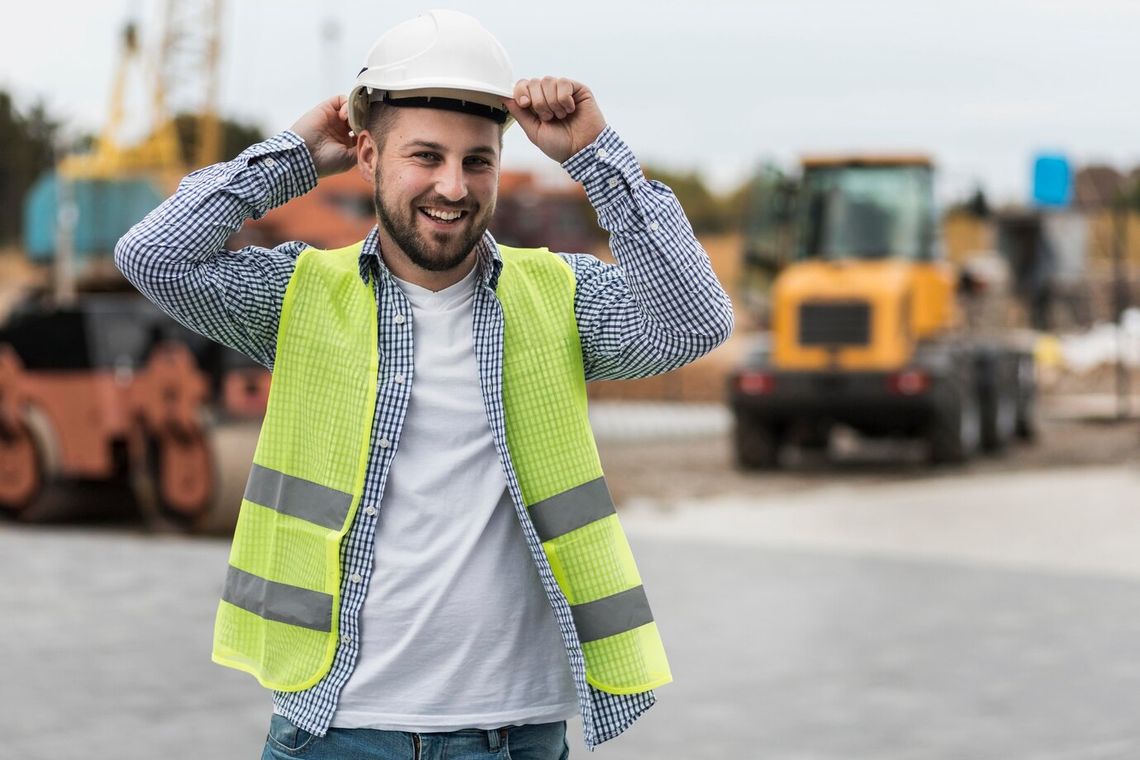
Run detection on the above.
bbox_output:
[796,158,936,263]
[730,155,1035,468]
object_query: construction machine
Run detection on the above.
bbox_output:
[729,155,1036,467]
[0,1,263,530]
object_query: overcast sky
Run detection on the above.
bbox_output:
[2,0,1138,204]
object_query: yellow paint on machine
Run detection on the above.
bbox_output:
[772,260,957,371]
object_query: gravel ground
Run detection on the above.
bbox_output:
[6,394,1139,533]
[594,396,1140,509]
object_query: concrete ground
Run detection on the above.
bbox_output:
[4,451,1140,759]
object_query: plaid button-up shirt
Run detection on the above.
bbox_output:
[115,126,733,749]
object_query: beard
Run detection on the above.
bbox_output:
[373,168,494,273]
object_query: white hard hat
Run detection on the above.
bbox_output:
[347,9,514,134]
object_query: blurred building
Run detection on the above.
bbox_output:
[942,161,1140,332]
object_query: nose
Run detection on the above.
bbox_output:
[434,160,468,202]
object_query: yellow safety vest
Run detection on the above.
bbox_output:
[212,241,671,696]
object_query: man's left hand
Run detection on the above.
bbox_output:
[506,77,606,163]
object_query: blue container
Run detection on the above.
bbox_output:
[23,172,165,262]
[1032,154,1071,207]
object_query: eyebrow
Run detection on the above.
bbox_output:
[404,139,498,157]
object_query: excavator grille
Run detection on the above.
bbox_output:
[798,301,871,346]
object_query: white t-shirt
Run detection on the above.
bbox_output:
[331,264,579,731]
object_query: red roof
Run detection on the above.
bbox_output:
[230,171,377,250]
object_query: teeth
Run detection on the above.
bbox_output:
[423,208,463,221]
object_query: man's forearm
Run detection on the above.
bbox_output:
[113,132,319,367]
[561,127,734,380]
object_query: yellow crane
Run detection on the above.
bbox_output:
[60,0,223,183]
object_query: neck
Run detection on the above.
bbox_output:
[375,229,479,292]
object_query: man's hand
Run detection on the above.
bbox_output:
[506,78,606,163]
[289,95,356,178]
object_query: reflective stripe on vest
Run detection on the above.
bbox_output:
[211,242,671,696]
[222,565,333,632]
[243,463,353,531]
[527,477,615,541]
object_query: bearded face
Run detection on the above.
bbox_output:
[368,107,501,277]
[373,165,495,273]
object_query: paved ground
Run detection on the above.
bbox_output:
[4,453,1140,759]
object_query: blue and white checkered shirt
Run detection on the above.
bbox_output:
[115,126,732,749]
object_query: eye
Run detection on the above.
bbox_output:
[465,156,494,169]
[413,152,441,162]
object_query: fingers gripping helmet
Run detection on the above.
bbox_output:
[347,9,514,134]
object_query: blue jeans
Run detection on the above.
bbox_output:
[262,714,570,760]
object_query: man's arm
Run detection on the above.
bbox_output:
[506,79,733,381]
[557,128,733,381]
[115,96,356,369]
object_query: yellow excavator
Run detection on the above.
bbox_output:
[730,155,1036,467]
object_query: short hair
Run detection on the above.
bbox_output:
[365,99,505,154]
[366,101,401,152]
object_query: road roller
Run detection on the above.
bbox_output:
[0,293,265,532]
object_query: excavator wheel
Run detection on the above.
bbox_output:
[133,431,213,533]
[928,363,982,464]
[131,419,256,535]
[733,413,782,470]
[0,420,42,516]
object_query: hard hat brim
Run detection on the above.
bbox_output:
[347,84,513,135]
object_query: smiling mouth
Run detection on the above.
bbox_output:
[419,207,469,225]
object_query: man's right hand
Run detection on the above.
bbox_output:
[290,96,356,178]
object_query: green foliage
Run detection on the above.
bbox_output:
[946,186,991,218]
[643,164,751,234]
[0,91,60,245]
[173,113,265,168]
[1127,176,1140,211]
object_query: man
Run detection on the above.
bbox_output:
[116,10,732,759]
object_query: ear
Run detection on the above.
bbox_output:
[356,129,379,181]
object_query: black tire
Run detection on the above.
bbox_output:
[1014,352,1038,441]
[928,365,982,464]
[980,352,1018,453]
[132,434,213,534]
[0,419,43,517]
[733,413,781,470]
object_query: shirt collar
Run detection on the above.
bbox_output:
[357,227,504,291]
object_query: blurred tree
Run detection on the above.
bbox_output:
[0,90,60,245]
[1127,174,1140,211]
[173,113,265,168]
[721,178,753,232]
[643,165,752,233]
[946,186,991,218]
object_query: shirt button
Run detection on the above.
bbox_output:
[364,506,377,517]
[393,313,406,325]
[341,634,353,645]
[393,373,405,384]
[649,221,660,231]
[263,157,277,168]
[595,148,609,159]
[379,437,391,449]
[607,177,620,189]
[350,573,363,584]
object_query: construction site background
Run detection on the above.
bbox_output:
[6,212,1140,407]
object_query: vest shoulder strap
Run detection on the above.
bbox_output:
[295,241,367,278]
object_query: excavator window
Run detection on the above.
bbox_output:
[797,165,934,262]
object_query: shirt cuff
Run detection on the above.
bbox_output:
[562,126,645,209]
[235,131,319,213]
